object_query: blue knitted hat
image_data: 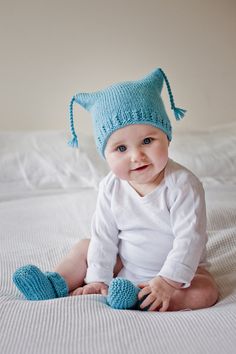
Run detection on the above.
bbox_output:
[68,68,186,157]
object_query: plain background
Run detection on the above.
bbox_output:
[0,0,235,137]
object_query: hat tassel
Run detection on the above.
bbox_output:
[173,107,186,120]
[159,69,187,121]
[68,96,79,148]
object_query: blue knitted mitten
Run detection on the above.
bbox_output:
[13,265,68,301]
[107,278,142,310]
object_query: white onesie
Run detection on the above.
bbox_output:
[85,159,208,287]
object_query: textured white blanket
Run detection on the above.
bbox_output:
[0,127,236,354]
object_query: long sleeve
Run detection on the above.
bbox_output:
[158,179,207,287]
[85,176,120,285]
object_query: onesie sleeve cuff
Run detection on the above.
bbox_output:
[85,265,113,286]
[157,261,195,288]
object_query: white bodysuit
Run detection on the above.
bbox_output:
[85,159,208,287]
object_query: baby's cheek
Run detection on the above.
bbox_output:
[159,156,168,169]
[110,161,129,180]
[156,150,169,168]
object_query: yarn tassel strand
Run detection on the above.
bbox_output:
[159,68,187,121]
[173,107,187,120]
[68,96,79,148]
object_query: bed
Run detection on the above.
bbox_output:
[0,123,236,354]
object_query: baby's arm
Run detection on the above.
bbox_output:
[138,177,208,311]
[84,177,120,288]
[157,178,208,288]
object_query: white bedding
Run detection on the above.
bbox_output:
[0,124,236,354]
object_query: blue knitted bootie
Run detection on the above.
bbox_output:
[107,278,140,309]
[13,265,68,301]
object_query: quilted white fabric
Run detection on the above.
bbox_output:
[0,125,236,354]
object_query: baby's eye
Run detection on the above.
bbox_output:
[117,145,127,152]
[143,137,153,145]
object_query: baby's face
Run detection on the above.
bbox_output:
[104,124,169,188]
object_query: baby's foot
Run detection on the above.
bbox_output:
[107,278,140,309]
[13,265,68,300]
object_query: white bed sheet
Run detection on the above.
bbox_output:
[0,125,236,354]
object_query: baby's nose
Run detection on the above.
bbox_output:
[130,148,145,163]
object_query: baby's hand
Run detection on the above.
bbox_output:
[70,282,108,296]
[138,276,180,312]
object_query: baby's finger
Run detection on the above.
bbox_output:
[148,298,162,312]
[70,287,83,296]
[137,282,149,289]
[77,288,84,296]
[159,299,170,312]
[101,287,108,296]
[83,286,94,295]
[140,293,156,309]
[138,286,150,300]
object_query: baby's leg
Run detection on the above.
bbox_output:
[54,239,123,293]
[54,239,89,292]
[13,239,123,300]
[168,267,219,311]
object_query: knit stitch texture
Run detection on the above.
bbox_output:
[13,265,68,301]
[68,68,186,156]
[107,278,140,309]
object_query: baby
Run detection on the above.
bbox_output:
[13,68,219,311]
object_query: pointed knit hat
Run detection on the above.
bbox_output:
[68,68,186,157]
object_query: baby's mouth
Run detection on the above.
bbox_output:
[131,164,150,171]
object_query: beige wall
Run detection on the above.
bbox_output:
[0,0,235,136]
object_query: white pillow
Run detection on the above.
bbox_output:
[0,131,108,200]
[169,122,236,182]
[1,122,235,201]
